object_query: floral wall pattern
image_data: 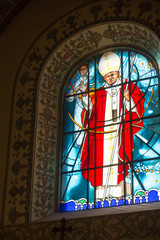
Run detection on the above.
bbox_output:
[1,210,160,239]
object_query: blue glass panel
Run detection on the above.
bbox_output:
[61,172,90,202]
[130,52,157,80]
[103,200,109,207]
[137,128,153,142]
[83,204,87,210]
[149,133,159,147]
[133,160,160,194]
[60,201,75,211]
[133,134,159,161]
[133,118,160,162]
[146,117,160,135]
[148,190,159,202]
[77,205,81,211]
[142,196,146,203]
[131,79,160,119]
[143,86,160,118]
[152,137,160,154]
[118,198,124,206]
[135,196,140,204]
[63,100,75,133]
[150,78,158,86]
[96,201,102,208]
[111,199,116,206]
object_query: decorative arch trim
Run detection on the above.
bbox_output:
[32,22,160,221]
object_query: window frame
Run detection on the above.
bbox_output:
[57,48,160,213]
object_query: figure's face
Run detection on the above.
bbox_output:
[103,71,119,85]
[80,65,88,77]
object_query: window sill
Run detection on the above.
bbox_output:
[35,201,160,222]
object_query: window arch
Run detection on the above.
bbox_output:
[60,49,160,211]
[31,22,160,221]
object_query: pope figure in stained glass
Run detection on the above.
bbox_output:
[67,64,89,148]
[80,52,145,200]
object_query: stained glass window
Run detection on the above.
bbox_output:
[60,50,160,211]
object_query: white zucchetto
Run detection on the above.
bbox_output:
[98,52,121,77]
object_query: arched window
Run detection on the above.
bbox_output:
[29,22,160,222]
[60,49,160,211]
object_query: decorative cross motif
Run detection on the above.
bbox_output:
[52,218,73,240]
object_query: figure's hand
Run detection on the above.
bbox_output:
[124,89,130,101]
[74,84,81,93]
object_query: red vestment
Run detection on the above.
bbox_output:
[80,81,144,187]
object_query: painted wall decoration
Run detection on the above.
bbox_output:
[3,0,160,226]
[61,50,160,211]
[1,210,160,240]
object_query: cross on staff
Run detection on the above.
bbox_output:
[52,218,73,240]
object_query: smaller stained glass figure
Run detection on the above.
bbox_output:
[66,64,89,148]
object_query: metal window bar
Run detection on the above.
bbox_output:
[87,60,90,209]
[129,51,134,204]
[61,156,160,175]
[122,50,127,203]
[94,57,97,207]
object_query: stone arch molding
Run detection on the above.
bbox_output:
[31,22,160,221]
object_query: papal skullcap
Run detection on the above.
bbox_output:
[98,52,120,77]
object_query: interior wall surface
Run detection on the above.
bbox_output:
[0,0,89,224]
[0,0,160,239]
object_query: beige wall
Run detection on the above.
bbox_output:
[1,0,160,239]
